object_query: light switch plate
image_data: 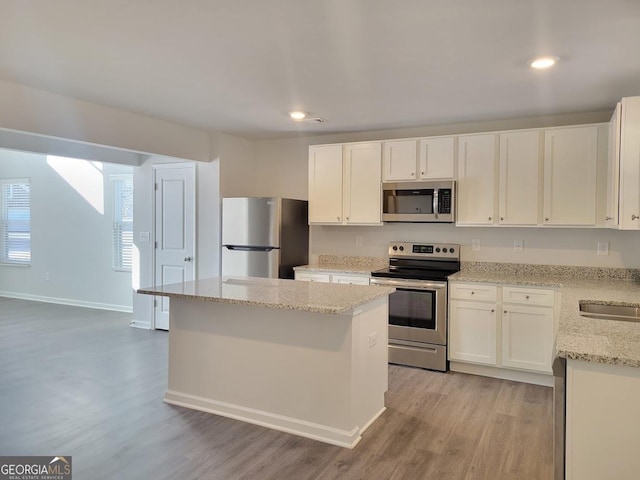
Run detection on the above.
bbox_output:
[139,232,150,242]
[355,235,363,247]
[472,239,481,251]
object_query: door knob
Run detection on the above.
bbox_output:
[184,256,192,262]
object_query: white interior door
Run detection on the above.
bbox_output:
[154,163,196,330]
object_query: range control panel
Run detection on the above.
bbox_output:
[388,242,460,260]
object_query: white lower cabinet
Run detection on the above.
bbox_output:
[294,271,369,285]
[501,304,554,373]
[449,282,557,380]
[449,300,497,365]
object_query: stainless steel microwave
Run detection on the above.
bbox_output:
[382,181,455,223]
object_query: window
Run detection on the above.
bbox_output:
[0,179,31,265]
[112,175,133,271]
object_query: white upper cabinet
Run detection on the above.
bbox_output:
[343,142,382,224]
[543,126,598,226]
[308,142,382,226]
[418,136,455,179]
[382,140,418,181]
[498,130,540,225]
[383,137,455,181]
[457,134,497,225]
[618,96,640,230]
[308,144,343,224]
[606,102,622,228]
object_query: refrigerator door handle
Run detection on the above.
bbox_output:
[223,245,280,252]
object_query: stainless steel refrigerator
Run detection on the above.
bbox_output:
[221,197,309,279]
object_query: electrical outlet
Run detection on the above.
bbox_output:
[513,240,524,253]
[472,239,481,251]
[355,235,363,248]
[369,332,377,348]
[44,272,50,281]
[597,241,610,256]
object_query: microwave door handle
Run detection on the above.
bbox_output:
[433,189,439,219]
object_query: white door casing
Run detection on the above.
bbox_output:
[154,163,196,330]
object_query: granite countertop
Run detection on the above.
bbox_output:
[554,279,640,368]
[294,255,388,275]
[449,262,640,368]
[137,277,395,315]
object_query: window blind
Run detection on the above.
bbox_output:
[0,179,31,264]
[112,176,133,271]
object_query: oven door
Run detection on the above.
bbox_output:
[370,277,447,345]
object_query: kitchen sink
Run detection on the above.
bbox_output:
[579,303,640,323]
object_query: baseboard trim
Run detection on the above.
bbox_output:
[450,361,553,387]
[129,320,152,329]
[164,389,362,449]
[0,291,133,313]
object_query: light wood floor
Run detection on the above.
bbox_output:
[0,297,553,479]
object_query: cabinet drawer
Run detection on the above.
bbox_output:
[450,283,498,301]
[502,286,554,306]
[294,272,331,283]
[332,274,370,285]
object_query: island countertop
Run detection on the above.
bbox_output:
[137,276,395,315]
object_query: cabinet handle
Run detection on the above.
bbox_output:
[337,216,341,221]
[488,217,492,221]
[421,171,426,175]
[525,295,530,300]
[504,310,507,314]
[500,217,504,221]
[471,291,475,295]
[411,172,416,177]
[545,217,550,221]
[183,256,192,262]
[491,309,495,313]
[633,215,639,221]
[605,216,613,221]
[346,217,350,221]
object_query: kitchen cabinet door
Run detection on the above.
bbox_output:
[383,140,418,181]
[499,130,540,225]
[501,304,554,373]
[418,136,455,179]
[618,96,640,230]
[449,300,498,366]
[543,126,598,226]
[344,142,382,224]
[456,134,498,225]
[606,102,622,228]
[308,145,343,224]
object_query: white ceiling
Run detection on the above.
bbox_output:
[1,0,639,140]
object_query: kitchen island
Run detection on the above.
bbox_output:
[137,276,395,448]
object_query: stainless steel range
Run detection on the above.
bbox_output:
[370,242,460,372]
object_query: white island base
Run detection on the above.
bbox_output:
[164,296,389,448]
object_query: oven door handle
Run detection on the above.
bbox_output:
[370,278,447,290]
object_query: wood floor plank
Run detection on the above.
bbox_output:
[0,297,553,479]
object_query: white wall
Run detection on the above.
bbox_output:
[253,109,640,269]
[0,79,211,162]
[0,149,134,309]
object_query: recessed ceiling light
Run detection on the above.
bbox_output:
[530,56,559,69]
[289,111,307,121]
